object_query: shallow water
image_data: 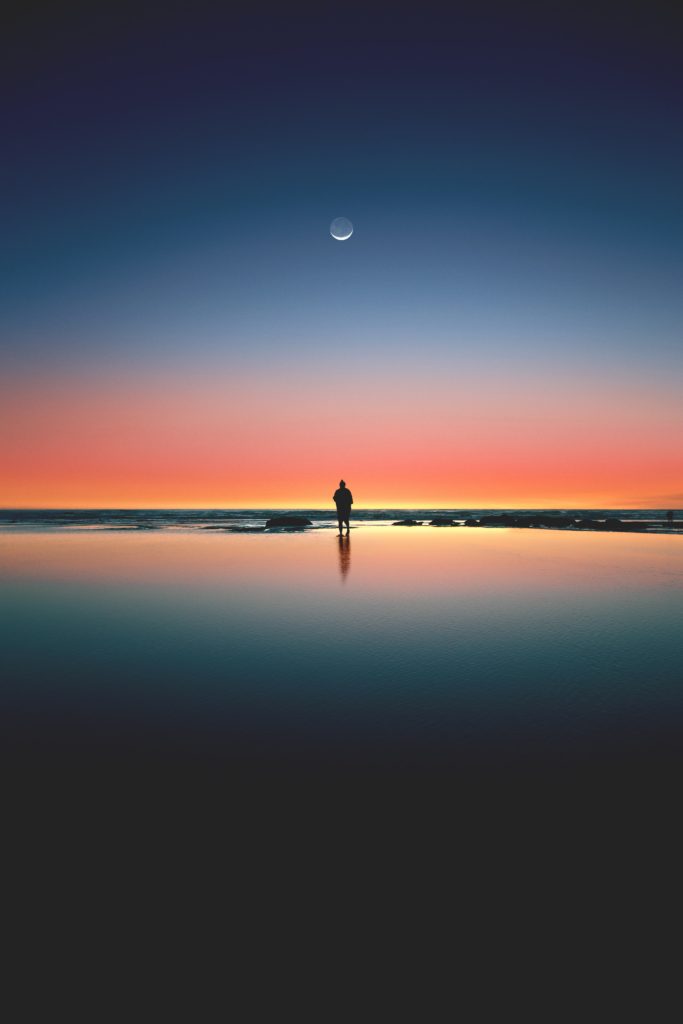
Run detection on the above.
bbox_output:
[2,526,682,777]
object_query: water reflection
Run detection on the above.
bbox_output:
[337,534,351,581]
[1,528,682,775]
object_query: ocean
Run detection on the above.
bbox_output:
[1,519,682,783]
[0,507,679,531]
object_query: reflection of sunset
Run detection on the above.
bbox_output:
[2,528,680,597]
[3,524,682,778]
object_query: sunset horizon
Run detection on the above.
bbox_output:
[3,5,681,515]
[3,1,682,960]
[3,359,680,510]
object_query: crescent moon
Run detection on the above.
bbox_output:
[330,217,353,241]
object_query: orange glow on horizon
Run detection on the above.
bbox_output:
[2,364,681,509]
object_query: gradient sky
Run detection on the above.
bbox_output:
[2,2,682,507]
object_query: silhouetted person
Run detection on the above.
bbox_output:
[333,479,353,535]
[337,534,351,580]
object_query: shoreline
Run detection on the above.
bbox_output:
[0,519,681,536]
[0,508,680,536]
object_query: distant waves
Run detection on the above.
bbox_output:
[0,509,678,532]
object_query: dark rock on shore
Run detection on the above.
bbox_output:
[471,513,577,529]
[393,519,422,526]
[265,516,313,529]
[603,518,648,532]
[526,515,575,528]
[576,517,641,532]
[478,514,516,526]
[463,514,653,533]
[430,518,457,526]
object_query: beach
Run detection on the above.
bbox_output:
[2,520,682,781]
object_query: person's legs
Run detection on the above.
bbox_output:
[337,511,344,535]
[343,512,350,534]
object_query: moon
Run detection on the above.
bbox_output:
[330,216,353,241]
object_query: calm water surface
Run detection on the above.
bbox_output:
[2,527,682,774]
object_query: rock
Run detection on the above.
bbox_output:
[478,514,515,526]
[265,516,313,529]
[604,518,624,531]
[522,514,575,529]
[392,519,422,526]
[464,518,479,527]
[430,518,457,526]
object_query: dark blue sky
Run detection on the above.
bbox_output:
[2,1,682,372]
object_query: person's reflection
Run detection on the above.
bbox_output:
[337,533,351,581]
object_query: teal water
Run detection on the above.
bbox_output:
[1,526,682,777]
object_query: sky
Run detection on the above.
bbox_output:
[2,1,682,508]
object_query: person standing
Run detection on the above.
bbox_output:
[333,479,353,536]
